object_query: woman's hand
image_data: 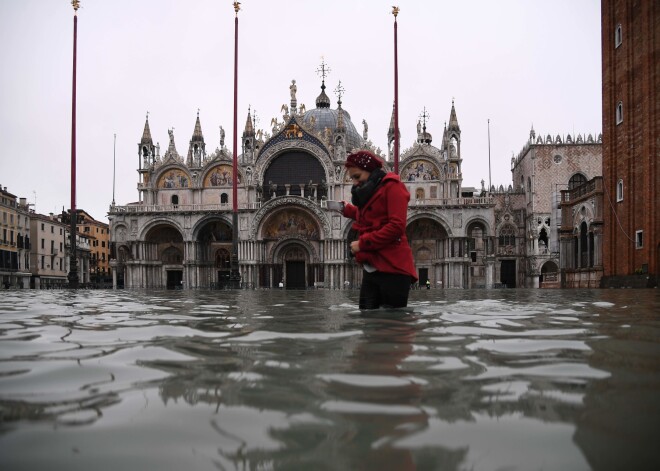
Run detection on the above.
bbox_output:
[350,240,360,254]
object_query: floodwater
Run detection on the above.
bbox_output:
[0,289,658,471]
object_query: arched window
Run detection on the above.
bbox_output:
[171,195,179,206]
[527,177,532,202]
[221,193,229,204]
[616,179,624,202]
[263,151,326,200]
[568,173,587,190]
[539,228,548,253]
[498,225,516,248]
[580,222,588,268]
[415,188,425,200]
[616,101,623,125]
[615,24,622,48]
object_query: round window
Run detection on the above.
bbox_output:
[553,154,562,164]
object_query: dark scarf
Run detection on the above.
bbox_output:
[351,169,387,208]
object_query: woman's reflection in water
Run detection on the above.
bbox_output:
[336,309,429,470]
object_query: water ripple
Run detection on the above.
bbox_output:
[0,288,658,471]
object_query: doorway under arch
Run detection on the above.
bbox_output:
[281,244,308,289]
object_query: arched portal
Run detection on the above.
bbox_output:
[281,243,308,289]
[407,218,449,287]
[145,224,184,289]
[467,220,488,287]
[115,244,131,288]
[196,219,233,288]
[258,207,322,289]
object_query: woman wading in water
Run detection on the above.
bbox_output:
[340,150,417,309]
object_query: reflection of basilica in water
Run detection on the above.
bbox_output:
[108,69,601,290]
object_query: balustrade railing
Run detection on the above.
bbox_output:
[542,272,558,282]
[109,202,262,213]
[110,196,495,214]
[411,196,494,207]
[561,177,603,203]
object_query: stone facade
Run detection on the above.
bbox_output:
[109,80,602,290]
[510,129,602,287]
[559,177,604,288]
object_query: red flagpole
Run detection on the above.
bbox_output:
[232,10,238,214]
[230,1,241,288]
[393,7,400,175]
[68,0,80,288]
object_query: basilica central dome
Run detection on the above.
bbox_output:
[300,81,364,152]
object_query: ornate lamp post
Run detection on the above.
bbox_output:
[67,0,80,289]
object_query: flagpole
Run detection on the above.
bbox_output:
[230,1,241,288]
[112,133,116,206]
[488,119,492,193]
[68,0,80,289]
[392,6,400,175]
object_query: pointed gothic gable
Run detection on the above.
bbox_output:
[259,116,329,158]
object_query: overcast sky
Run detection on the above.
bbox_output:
[1,0,602,223]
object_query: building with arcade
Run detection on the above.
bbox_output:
[108,74,601,290]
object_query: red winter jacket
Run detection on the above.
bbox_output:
[343,172,418,282]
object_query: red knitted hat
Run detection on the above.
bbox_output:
[345,150,383,172]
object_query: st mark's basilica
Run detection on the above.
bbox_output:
[108,69,602,290]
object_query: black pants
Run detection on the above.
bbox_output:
[359,271,412,310]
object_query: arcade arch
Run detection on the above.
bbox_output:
[256,207,324,289]
[407,217,450,285]
[196,219,234,288]
[144,223,184,288]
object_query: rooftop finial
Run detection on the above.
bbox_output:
[419,106,430,132]
[316,57,331,89]
[334,81,345,106]
[72,0,80,12]
[315,58,332,108]
[392,5,399,18]
[233,1,240,15]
